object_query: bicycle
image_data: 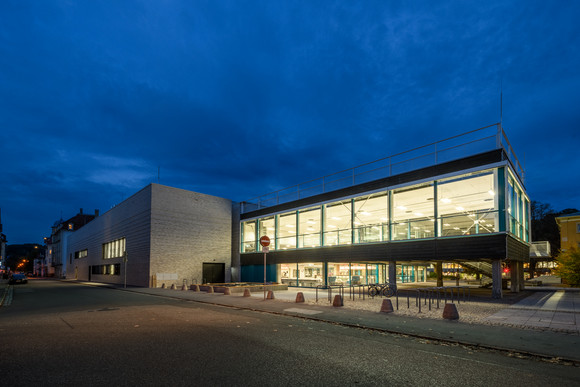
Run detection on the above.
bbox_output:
[368,283,396,298]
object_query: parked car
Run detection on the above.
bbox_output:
[9,273,28,285]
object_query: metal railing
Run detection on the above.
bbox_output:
[241,123,524,213]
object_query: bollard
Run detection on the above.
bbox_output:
[243,288,251,297]
[190,284,199,291]
[181,284,188,291]
[223,287,231,295]
[170,284,176,290]
[161,283,166,289]
[266,290,275,299]
[332,295,343,307]
[380,299,394,313]
[443,303,459,320]
[207,286,214,293]
[295,292,305,303]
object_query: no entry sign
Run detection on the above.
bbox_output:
[260,235,271,247]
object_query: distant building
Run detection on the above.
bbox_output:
[555,211,580,252]
[46,209,98,278]
[66,184,232,287]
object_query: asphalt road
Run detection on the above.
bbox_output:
[1,280,578,386]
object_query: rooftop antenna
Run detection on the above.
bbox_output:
[500,77,503,125]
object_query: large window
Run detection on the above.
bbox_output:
[438,170,497,237]
[278,212,296,250]
[242,221,257,253]
[298,207,321,248]
[324,200,352,246]
[354,193,388,243]
[392,183,434,240]
[507,171,529,242]
[74,249,88,259]
[259,217,275,251]
[103,238,125,259]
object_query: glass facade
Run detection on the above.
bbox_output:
[241,167,529,253]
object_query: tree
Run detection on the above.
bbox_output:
[554,247,580,286]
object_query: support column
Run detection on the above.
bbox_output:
[436,262,443,287]
[388,261,397,291]
[492,260,503,299]
[510,260,520,293]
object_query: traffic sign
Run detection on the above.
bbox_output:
[260,235,270,247]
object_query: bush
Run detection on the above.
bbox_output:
[554,247,580,286]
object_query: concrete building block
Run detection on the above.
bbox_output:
[295,292,305,303]
[443,303,459,320]
[207,286,214,293]
[243,288,251,297]
[380,299,394,313]
[266,290,275,299]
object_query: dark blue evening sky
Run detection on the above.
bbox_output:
[1,1,579,244]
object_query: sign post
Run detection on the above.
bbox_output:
[260,236,271,300]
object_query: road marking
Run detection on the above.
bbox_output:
[283,308,323,315]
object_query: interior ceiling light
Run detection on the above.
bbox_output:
[453,227,460,230]
[441,198,452,203]
[327,225,337,229]
[380,217,388,221]
[468,214,475,217]
[414,212,423,217]
[332,217,341,220]
[488,190,495,196]
[353,221,362,225]
[397,206,407,211]
[444,223,451,226]
[456,206,464,211]
[307,220,316,224]
[361,211,371,216]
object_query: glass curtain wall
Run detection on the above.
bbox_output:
[298,207,321,248]
[437,170,497,236]
[354,193,388,243]
[278,212,297,250]
[242,220,256,253]
[242,167,513,252]
[259,216,275,251]
[392,183,435,240]
[508,171,530,242]
[324,200,352,246]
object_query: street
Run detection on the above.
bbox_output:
[1,280,578,386]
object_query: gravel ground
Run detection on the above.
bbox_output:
[305,296,506,325]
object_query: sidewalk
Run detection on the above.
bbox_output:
[115,285,580,363]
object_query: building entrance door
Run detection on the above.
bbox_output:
[202,263,225,284]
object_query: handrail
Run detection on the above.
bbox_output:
[241,123,524,213]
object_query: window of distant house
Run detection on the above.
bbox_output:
[103,238,126,259]
[75,249,88,259]
[576,223,580,233]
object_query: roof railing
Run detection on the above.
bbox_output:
[241,123,524,213]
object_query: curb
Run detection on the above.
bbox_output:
[111,286,579,366]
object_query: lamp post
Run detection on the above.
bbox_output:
[260,236,270,300]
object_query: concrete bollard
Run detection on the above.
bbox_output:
[207,286,214,294]
[190,284,199,291]
[266,290,275,299]
[295,292,305,303]
[170,284,176,290]
[333,295,343,307]
[243,288,251,297]
[443,303,459,320]
[161,283,166,289]
[223,287,231,295]
[181,285,188,291]
[380,299,394,313]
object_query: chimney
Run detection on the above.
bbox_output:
[95,209,99,217]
